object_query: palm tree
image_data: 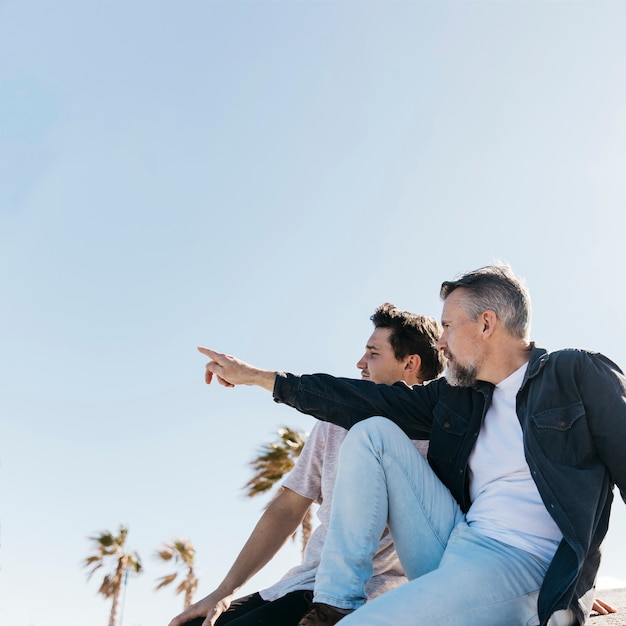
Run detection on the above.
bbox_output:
[83,524,142,626]
[154,538,198,609]
[244,426,312,554]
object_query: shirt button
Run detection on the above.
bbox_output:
[444,422,450,429]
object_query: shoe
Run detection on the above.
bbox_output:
[298,603,348,626]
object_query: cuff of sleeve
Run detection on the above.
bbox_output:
[273,371,298,405]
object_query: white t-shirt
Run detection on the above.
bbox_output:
[261,421,429,601]
[466,363,562,562]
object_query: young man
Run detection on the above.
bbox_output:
[169,304,445,626]
[198,265,626,626]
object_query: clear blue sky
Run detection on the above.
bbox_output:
[2,2,626,625]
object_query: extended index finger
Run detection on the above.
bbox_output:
[198,346,220,359]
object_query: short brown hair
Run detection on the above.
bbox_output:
[371,303,446,382]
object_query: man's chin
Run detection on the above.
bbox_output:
[446,365,478,387]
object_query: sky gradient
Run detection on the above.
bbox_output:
[2,2,626,625]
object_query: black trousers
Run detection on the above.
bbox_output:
[183,589,314,626]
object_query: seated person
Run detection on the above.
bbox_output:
[197,265,625,626]
[169,303,445,626]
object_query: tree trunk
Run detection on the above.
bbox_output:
[108,585,121,626]
[108,559,125,626]
[184,570,198,608]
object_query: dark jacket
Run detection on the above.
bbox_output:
[272,345,626,626]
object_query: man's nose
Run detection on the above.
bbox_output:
[436,336,446,351]
[356,354,367,370]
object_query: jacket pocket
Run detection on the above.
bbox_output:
[429,404,469,464]
[530,402,593,466]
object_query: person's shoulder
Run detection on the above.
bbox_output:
[296,422,347,470]
[550,347,595,356]
[548,347,613,362]
[545,348,624,375]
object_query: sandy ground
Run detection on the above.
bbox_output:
[588,589,626,625]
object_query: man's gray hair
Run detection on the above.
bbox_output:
[440,265,531,340]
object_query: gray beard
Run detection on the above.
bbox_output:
[446,361,479,387]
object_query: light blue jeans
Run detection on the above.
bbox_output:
[313,416,552,626]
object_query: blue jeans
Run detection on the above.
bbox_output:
[313,416,551,626]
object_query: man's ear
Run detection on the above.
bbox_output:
[481,310,498,338]
[405,354,422,375]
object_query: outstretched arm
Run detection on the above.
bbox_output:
[168,487,312,626]
[197,347,277,391]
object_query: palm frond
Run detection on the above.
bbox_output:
[98,572,122,598]
[154,538,197,605]
[127,553,142,573]
[83,525,141,596]
[155,573,178,590]
[243,427,312,555]
[243,427,308,498]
